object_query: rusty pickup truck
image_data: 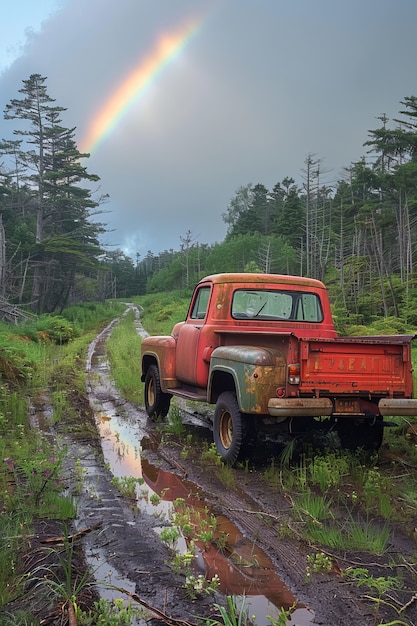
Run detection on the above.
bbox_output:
[141,273,417,464]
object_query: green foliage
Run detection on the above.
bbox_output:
[77,598,144,626]
[305,552,333,581]
[308,453,349,492]
[35,315,76,343]
[138,291,190,335]
[0,300,125,612]
[60,301,126,332]
[184,573,220,599]
[159,526,181,551]
[110,476,141,500]
[264,445,408,556]
[295,490,333,524]
[0,323,39,383]
[266,602,297,626]
[163,404,186,436]
[106,310,143,405]
[345,567,405,624]
[201,443,223,466]
[211,595,250,626]
[29,528,94,619]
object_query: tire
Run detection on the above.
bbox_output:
[213,391,246,466]
[144,364,171,419]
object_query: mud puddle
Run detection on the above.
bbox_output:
[95,404,313,625]
[84,311,314,625]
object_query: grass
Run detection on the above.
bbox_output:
[261,438,417,561]
[0,300,127,619]
[110,475,143,499]
[163,403,187,436]
[106,309,143,405]
[294,490,333,523]
[30,528,93,619]
[135,291,190,336]
[211,595,250,626]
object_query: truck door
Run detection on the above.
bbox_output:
[175,285,211,386]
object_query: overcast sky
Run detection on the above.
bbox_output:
[1,0,416,259]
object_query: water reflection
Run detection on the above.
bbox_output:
[95,408,314,626]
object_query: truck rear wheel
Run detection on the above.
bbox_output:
[144,364,171,419]
[214,391,247,466]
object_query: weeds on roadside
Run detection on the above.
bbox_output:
[77,597,144,625]
[0,301,131,618]
[184,573,220,600]
[305,552,333,582]
[209,595,250,626]
[3,445,76,520]
[262,445,405,554]
[110,475,143,500]
[309,453,349,492]
[171,499,217,546]
[106,310,143,405]
[200,444,236,488]
[201,443,223,466]
[267,601,297,626]
[345,567,407,625]
[363,467,392,518]
[171,550,195,574]
[294,490,333,524]
[0,511,31,606]
[159,526,181,551]
[163,404,186,437]
[305,516,390,554]
[30,528,94,621]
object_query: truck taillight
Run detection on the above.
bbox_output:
[288,363,300,384]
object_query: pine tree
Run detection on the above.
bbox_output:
[3,74,104,312]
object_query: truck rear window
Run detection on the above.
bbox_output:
[232,289,323,322]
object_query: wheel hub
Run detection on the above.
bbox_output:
[219,410,233,449]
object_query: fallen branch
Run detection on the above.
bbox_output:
[114,586,198,626]
[40,520,102,544]
[400,591,417,613]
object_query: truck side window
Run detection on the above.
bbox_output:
[190,286,210,319]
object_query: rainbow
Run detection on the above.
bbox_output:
[79,16,203,153]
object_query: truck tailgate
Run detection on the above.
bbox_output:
[299,335,415,396]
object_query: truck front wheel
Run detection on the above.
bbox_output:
[144,364,171,419]
[214,391,247,466]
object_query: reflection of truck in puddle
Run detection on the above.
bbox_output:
[141,273,417,464]
[140,456,305,618]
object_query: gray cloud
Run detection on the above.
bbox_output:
[1,0,417,258]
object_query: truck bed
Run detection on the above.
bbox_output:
[299,335,415,397]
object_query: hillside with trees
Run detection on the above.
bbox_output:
[1,75,417,323]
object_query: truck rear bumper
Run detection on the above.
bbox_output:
[378,398,417,417]
[268,397,417,418]
[268,398,333,418]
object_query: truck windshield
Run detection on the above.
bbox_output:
[232,289,323,322]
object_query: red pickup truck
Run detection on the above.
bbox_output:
[141,273,417,464]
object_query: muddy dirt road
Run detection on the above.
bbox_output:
[57,308,417,625]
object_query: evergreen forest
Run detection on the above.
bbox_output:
[1,74,417,326]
